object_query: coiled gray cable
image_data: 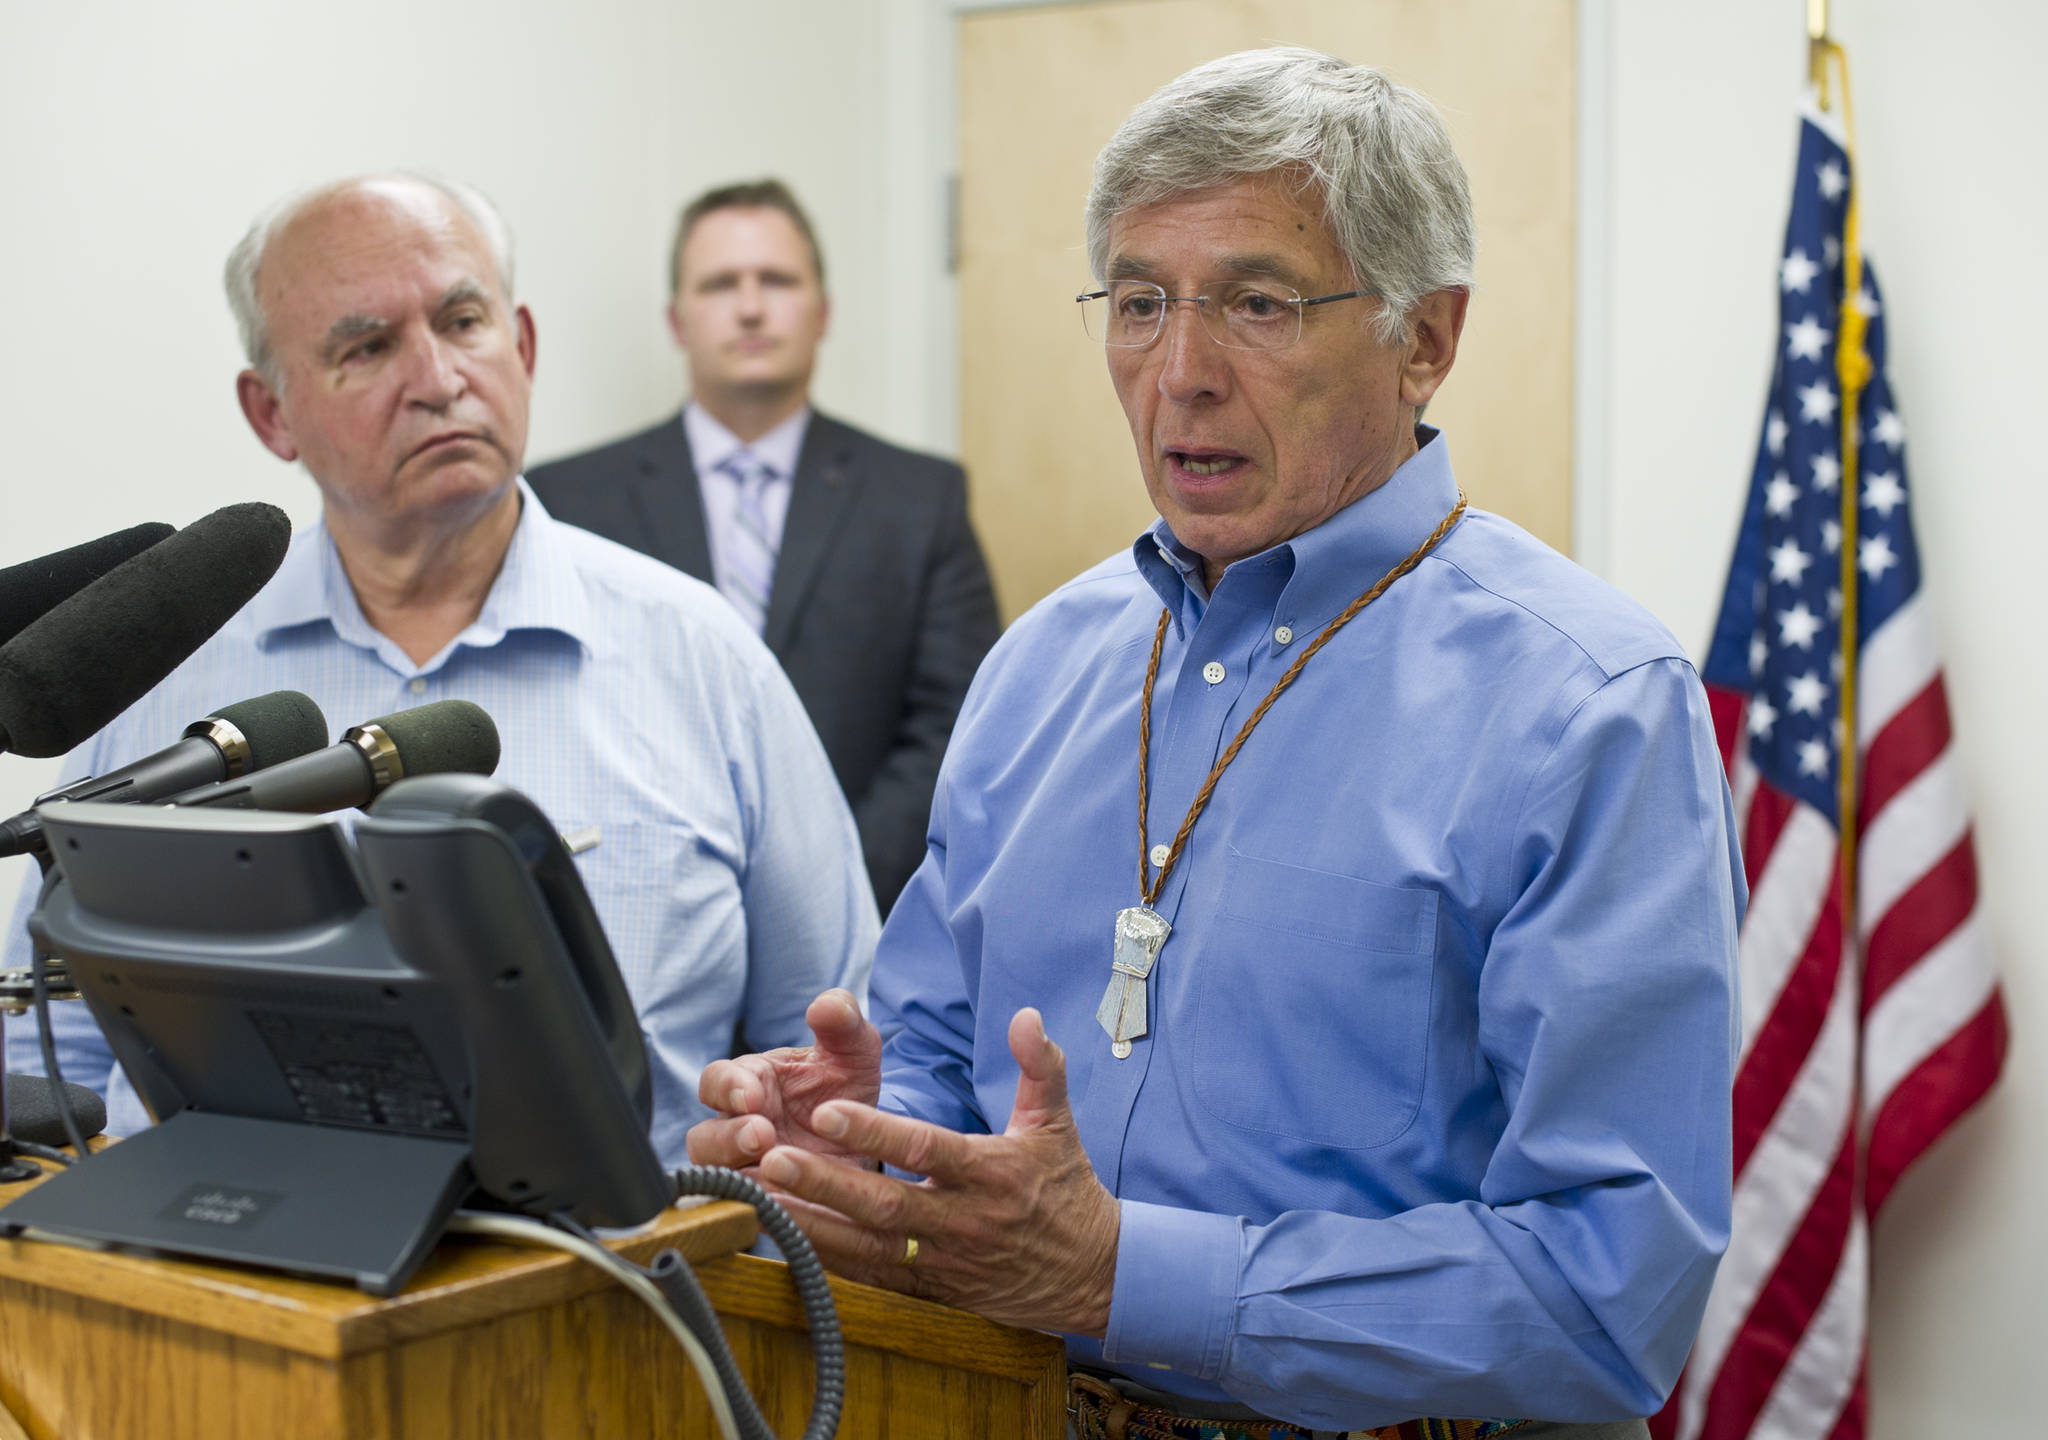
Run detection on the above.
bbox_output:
[555,1164,845,1440]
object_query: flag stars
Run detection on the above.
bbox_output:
[1781,249,1821,294]
[1822,520,1842,554]
[1811,451,1842,492]
[1751,635,1769,674]
[1864,472,1906,518]
[1871,409,1906,448]
[1852,285,1881,319]
[1749,695,1779,740]
[1767,412,1789,455]
[1778,603,1823,650]
[1827,586,1843,617]
[1787,671,1829,716]
[1766,472,1800,517]
[1823,236,1841,269]
[1799,380,1839,424]
[1769,538,1815,585]
[1860,533,1900,580]
[1797,737,1831,778]
[1817,160,1848,201]
[1786,315,1832,362]
[1830,649,1845,682]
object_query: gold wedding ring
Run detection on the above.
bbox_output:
[900,1234,921,1267]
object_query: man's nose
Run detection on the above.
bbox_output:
[404,332,466,408]
[1155,302,1229,404]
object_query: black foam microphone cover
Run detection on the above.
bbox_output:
[4,1073,109,1147]
[0,523,174,648]
[0,503,292,758]
[171,698,501,812]
[207,690,331,774]
[376,698,501,780]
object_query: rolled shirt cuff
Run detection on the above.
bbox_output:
[1102,1198,1239,1381]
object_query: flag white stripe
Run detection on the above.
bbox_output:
[1748,1212,1867,1440]
[1732,745,1761,844]
[1737,805,1836,1059]
[1674,934,1858,1440]
[1862,907,1998,1121]
[1856,592,1938,746]
[1857,746,1968,935]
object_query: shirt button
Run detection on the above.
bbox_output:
[1112,1039,1133,1060]
[408,677,428,695]
[1275,626,1294,646]
[1202,661,1225,685]
[1149,843,1170,868]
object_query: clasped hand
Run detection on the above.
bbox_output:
[686,990,1120,1337]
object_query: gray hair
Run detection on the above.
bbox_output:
[1084,47,1475,345]
[224,172,517,386]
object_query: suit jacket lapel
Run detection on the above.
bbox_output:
[627,416,715,584]
[764,414,861,656]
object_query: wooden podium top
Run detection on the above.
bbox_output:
[0,1145,1070,1440]
[0,1154,756,1360]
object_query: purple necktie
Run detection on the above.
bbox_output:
[719,451,778,634]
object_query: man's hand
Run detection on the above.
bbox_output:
[686,988,883,1168]
[754,1007,1121,1338]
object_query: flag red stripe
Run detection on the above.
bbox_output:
[1865,995,2009,1215]
[1859,677,1949,827]
[1742,783,1797,898]
[1708,684,1746,777]
[1732,866,1842,1179]
[1696,1126,1857,1440]
[1862,833,1976,1013]
[1647,1385,1680,1440]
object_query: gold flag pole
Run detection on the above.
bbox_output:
[1823,31,1870,948]
[1809,0,1833,110]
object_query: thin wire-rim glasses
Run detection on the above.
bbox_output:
[1075,280,1379,351]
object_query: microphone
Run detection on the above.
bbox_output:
[0,502,292,758]
[0,691,329,860]
[170,699,500,812]
[2,1075,108,1148]
[0,522,175,648]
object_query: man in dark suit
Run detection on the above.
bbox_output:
[530,180,999,911]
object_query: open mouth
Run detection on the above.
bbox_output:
[1167,449,1247,478]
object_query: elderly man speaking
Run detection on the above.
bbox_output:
[689,49,1742,1439]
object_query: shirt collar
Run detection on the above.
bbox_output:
[684,401,812,481]
[249,478,597,668]
[1131,425,1461,634]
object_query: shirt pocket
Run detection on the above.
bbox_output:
[1193,849,1438,1150]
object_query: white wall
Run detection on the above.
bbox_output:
[1600,2,2045,1432]
[1,1,2037,1430]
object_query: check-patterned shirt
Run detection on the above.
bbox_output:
[4,481,879,1167]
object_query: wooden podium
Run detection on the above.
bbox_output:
[0,1165,1067,1439]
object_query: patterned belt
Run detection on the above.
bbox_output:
[1066,1373,1529,1440]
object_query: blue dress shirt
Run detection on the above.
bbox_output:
[3,482,879,1168]
[871,432,1744,1428]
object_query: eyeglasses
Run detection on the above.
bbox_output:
[1075,280,1379,351]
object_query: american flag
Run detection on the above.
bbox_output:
[1649,101,2008,1440]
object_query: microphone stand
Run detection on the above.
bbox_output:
[0,852,79,1181]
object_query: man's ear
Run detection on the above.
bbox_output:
[236,370,299,463]
[1399,288,1469,411]
[665,299,687,352]
[514,304,537,379]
